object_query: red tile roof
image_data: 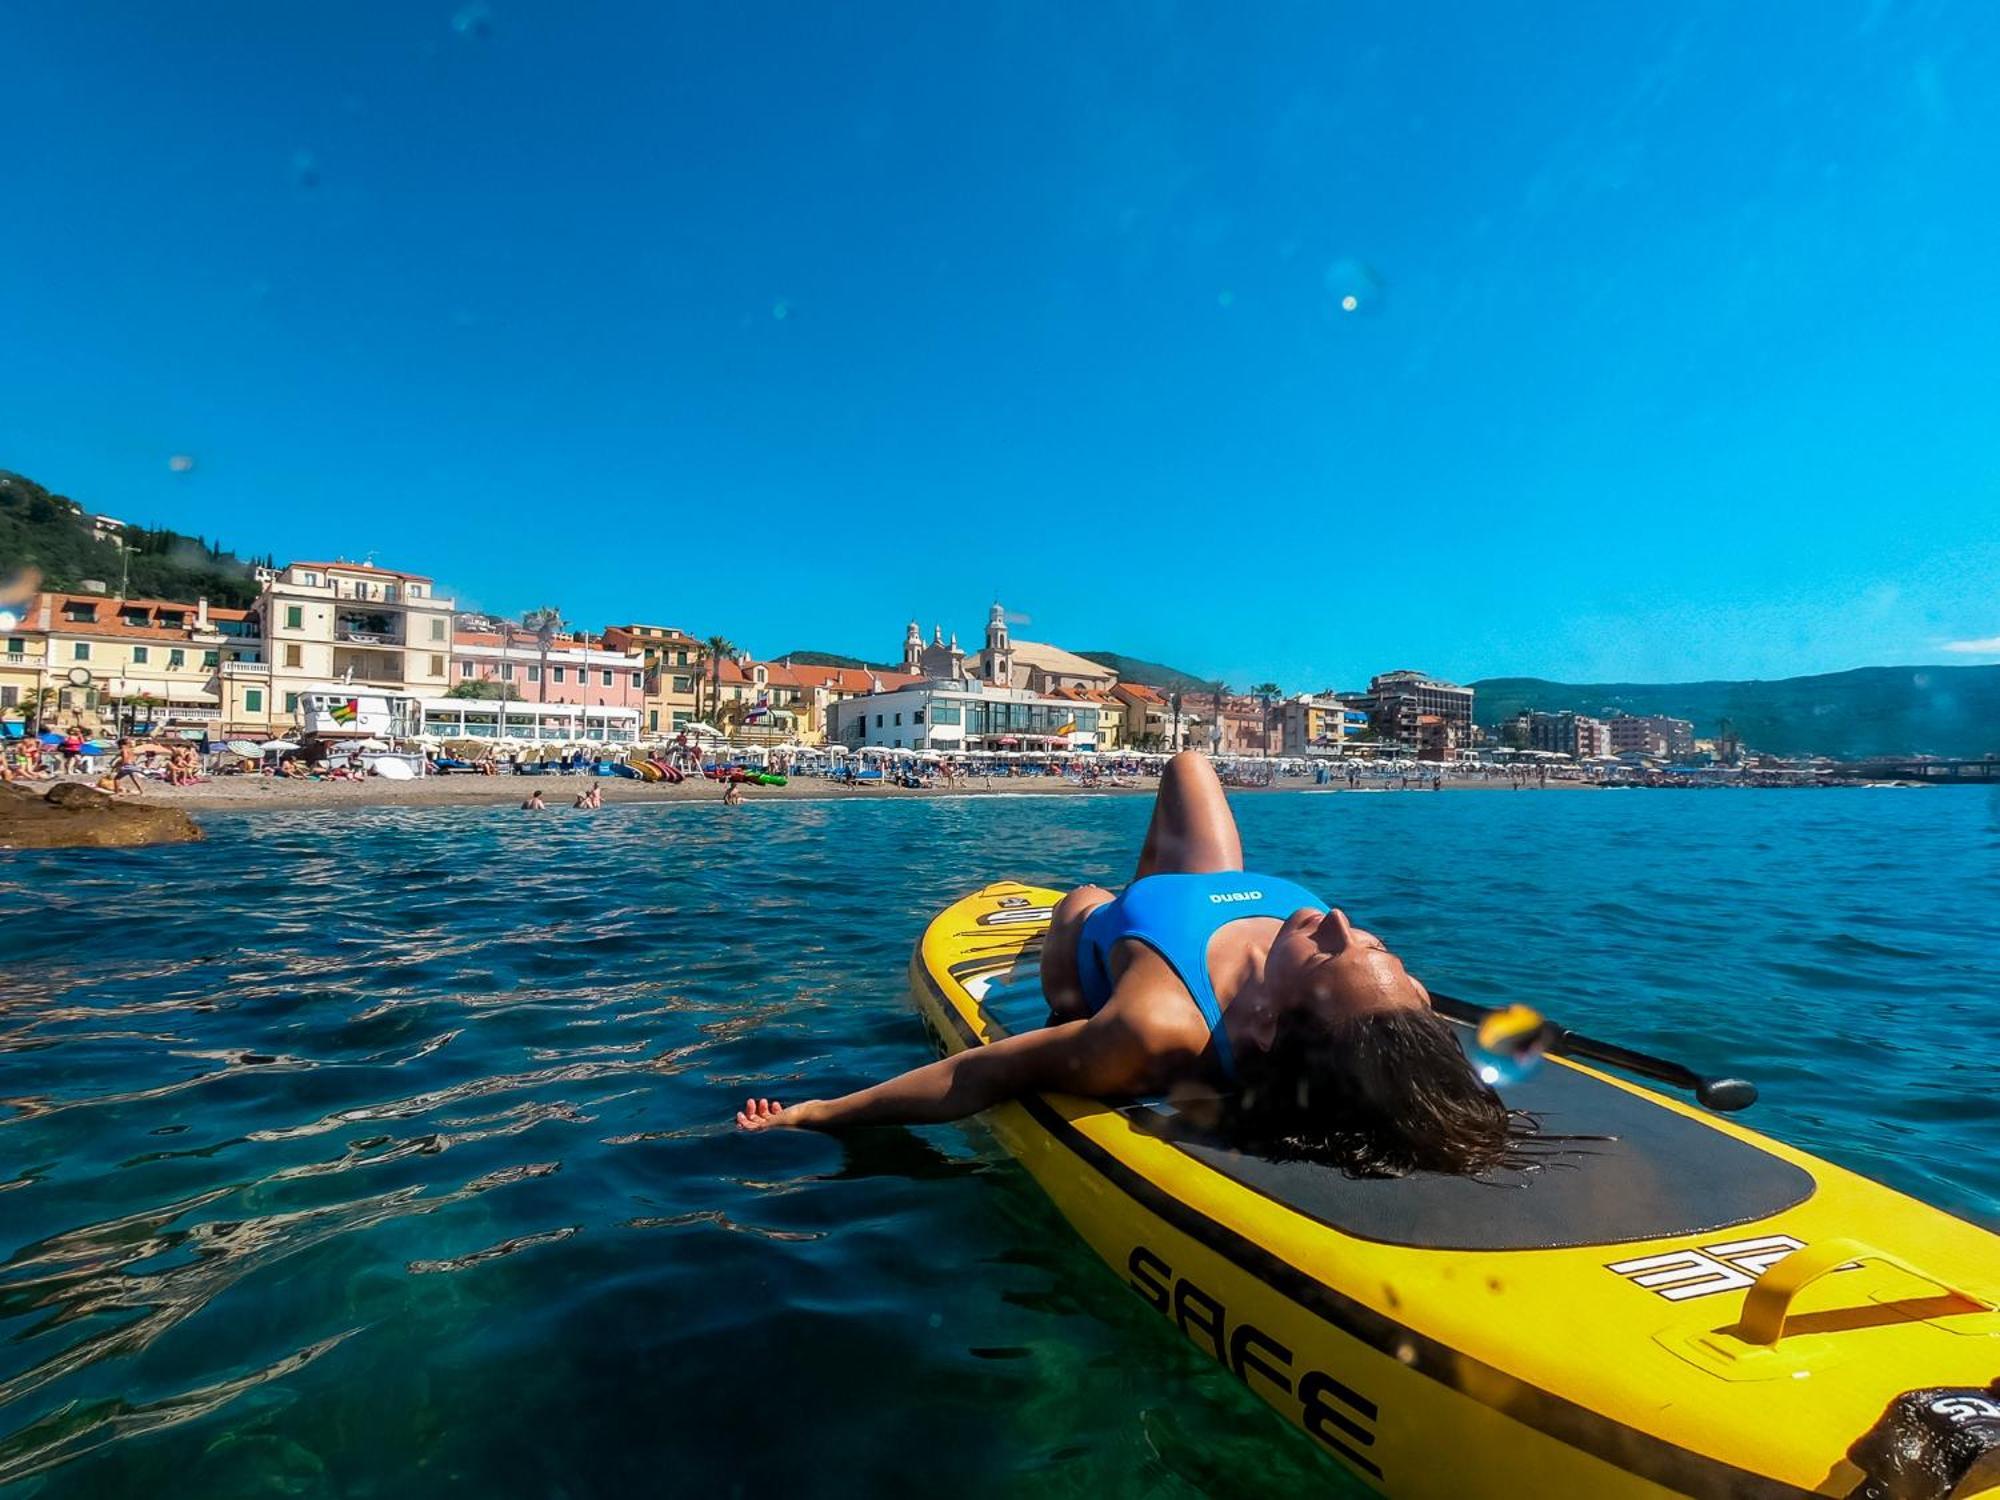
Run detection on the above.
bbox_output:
[717,658,924,695]
[27,593,234,642]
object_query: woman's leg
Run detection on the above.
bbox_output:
[1134,751,1244,880]
[1040,884,1113,1022]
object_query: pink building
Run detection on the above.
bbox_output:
[451,628,646,708]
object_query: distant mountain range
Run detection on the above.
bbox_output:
[1471,667,2000,760]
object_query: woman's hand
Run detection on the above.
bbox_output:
[735,1097,819,1131]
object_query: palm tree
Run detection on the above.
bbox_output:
[522,606,565,704]
[1210,681,1230,753]
[1252,681,1282,756]
[17,685,60,737]
[701,634,737,724]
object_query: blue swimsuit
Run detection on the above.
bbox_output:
[1074,872,1329,1082]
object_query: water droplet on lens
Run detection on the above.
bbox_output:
[771,300,790,321]
[0,567,41,607]
[168,454,196,474]
[1472,1004,1553,1086]
[291,150,320,189]
[452,2,493,38]
[1324,258,1384,315]
[1216,289,1235,308]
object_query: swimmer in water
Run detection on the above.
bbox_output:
[522,789,545,810]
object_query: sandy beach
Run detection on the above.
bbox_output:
[121,771,1602,812]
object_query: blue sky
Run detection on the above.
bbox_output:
[3,2,1996,688]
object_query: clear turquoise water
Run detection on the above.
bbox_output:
[2,788,1996,1497]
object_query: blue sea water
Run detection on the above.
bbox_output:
[2,787,1996,1497]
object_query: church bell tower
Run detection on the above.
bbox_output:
[985,601,1012,686]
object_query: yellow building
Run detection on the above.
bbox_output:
[714,658,923,744]
[1,592,249,736]
[1046,685,1127,750]
[602,623,705,737]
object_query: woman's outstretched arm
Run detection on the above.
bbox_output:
[736,1011,1162,1132]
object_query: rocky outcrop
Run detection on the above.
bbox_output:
[0,782,204,849]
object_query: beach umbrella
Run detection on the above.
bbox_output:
[259,739,300,753]
[37,731,63,745]
[225,739,262,757]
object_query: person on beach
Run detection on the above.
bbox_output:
[737,751,1529,1177]
[722,780,743,806]
[573,782,602,810]
[111,738,145,795]
[522,789,546,810]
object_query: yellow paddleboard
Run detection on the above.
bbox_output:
[912,882,2000,1500]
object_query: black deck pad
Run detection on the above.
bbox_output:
[975,970,1815,1253]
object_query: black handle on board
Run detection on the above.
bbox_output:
[1428,991,1759,1113]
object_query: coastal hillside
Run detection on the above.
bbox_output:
[778,650,876,670]
[1076,651,1210,692]
[0,471,265,608]
[1471,667,2000,760]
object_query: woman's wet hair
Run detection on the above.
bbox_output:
[1231,1005,1536,1178]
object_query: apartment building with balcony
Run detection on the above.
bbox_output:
[450,625,645,708]
[224,560,455,734]
[1280,693,1367,755]
[1341,670,1476,752]
[602,622,705,736]
[1,591,244,733]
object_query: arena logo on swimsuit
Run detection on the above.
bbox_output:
[1127,1245,1382,1479]
[1208,891,1263,904]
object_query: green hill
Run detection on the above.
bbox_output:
[1077,651,1212,693]
[778,649,876,670]
[0,470,265,607]
[1470,667,2000,759]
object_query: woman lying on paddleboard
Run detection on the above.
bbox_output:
[737,751,1527,1175]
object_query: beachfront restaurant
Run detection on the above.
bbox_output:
[418,697,641,744]
[828,682,1099,754]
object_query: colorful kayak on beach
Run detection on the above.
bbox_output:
[911,882,2000,1499]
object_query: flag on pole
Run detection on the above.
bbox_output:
[331,698,358,725]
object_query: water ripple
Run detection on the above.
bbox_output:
[0,792,1993,1495]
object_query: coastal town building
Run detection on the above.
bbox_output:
[1280,694,1369,755]
[220,560,456,736]
[1111,682,1179,750]
[828,680,1102,754]
[602,623,706,736]
[714,657,919,744]
[1341,670,1475,753]
[1606,713,1695,758]
[898,603,1118,696]
[1064,687,1126,750]
[1169,690,1270,755]
[449,624,645,711]
[1521,710,1615,760]
[1,591,243,736]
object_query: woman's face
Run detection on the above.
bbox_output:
[1263,907,1431,1023]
